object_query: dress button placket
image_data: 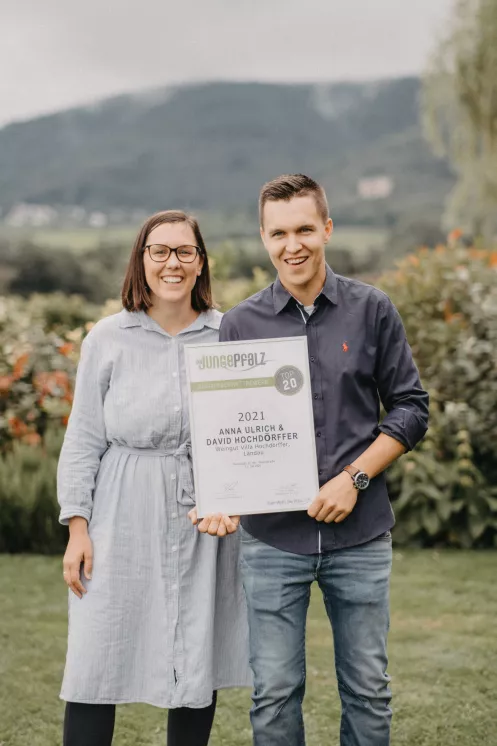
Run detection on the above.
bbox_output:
[168,336,181,692]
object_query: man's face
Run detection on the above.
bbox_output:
[260,195,333,292]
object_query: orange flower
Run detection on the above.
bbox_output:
[488,252,497,268]
[8,416,29,438]
[443,300,454,322]
[33,372,52,395]
[33,370,71,397]
[0,374,12,394]
[448,228,463,243]
[12,353,30,381]
[407,254,420,267]
[62,415,69,426]
[22,432,42,447]
[435,244,446,254]
[53,370,70,387]
[58,342,75,356]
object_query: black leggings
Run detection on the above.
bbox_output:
[63,692,217,746]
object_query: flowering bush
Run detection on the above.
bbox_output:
[0,294,117,553]
[380,245,497,547]
[2,248,497,552]
[0,294,98,449]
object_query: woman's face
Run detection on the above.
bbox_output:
[143,221,204,308]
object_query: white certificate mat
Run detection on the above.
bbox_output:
[185,337,319,518]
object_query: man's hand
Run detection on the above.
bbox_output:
[188,508,240,537]
[307,471,358,523]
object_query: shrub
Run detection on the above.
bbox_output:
[381,246,497,547]
[2,245,497,552]
[0,295,115,552]
[213,267,271,311]
[0,428,65,553]
[0,294,97,449]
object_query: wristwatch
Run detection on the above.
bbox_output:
[341,465,370,490]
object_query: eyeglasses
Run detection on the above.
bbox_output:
[144,244,201,264]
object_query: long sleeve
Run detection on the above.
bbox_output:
[375,296,429,451]
[57,333,111,525]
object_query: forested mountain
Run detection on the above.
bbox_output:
[0,78,452,223]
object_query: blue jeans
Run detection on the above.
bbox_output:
[239,526,392,746]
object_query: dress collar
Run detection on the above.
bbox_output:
[118,308,222,334]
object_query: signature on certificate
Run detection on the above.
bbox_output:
[275,483,299,497]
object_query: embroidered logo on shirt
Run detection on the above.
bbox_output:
[342,342,349,352]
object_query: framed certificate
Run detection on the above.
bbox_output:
[184,337,319,517]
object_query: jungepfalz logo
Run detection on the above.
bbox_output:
[196,351,268,371]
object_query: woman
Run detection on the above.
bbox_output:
[58,210,251,746]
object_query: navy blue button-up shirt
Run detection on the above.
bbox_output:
[219,265,429,555]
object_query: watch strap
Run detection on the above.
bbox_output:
[342,465,361,480]
[342,464,370,491]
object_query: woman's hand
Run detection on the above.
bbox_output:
[188,508,240,537]
[63,517,93,598]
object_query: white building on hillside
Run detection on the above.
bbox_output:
[5,203,58,227]
[357,176,394,200]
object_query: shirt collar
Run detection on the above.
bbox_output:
[118,308,221,333]
[272,264,338,315]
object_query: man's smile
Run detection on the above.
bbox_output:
[284,256,309,266]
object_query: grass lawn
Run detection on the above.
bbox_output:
[0,551,496,745]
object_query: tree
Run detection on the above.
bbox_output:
[422,0,497,241]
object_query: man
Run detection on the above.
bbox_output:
[198,174,429,746]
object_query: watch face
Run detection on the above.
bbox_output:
[355,472,370,490]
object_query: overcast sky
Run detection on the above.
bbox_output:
[0,0,453,128]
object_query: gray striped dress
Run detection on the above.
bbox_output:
[57,308,252,708]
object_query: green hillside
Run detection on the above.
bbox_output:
[0,78,453,224]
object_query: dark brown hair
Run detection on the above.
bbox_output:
[121,210,213,313]
[259,174,329,226]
